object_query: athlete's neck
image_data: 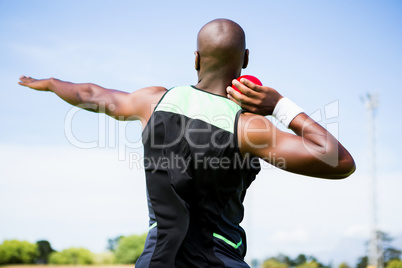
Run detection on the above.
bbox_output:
[195,73,239,97]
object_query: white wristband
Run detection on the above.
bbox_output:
[272,97,304,128]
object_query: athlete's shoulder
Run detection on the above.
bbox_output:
[138,86,168,95]
[116,86,168,122]
[132,86,167,103]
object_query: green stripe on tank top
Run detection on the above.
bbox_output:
[154,86,241,134]
[213,233,243,249]
[149,222,157,230]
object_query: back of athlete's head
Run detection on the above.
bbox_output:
[195,19,248,74]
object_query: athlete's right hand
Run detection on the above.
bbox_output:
[18,76,51,91]
[226,78,283,116]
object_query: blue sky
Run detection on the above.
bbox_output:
[1,0,401,265]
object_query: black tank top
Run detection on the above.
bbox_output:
[136,86,260,268]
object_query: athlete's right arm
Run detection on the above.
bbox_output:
[238,112,355,179]
[228,78,355,179]
[18,76,167,124]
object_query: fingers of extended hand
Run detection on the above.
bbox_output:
[18,75,39,88]
[18,76,27,86]
[19,75,35,82]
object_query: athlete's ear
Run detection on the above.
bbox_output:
[242,49,249,69]
[194,51,200,71]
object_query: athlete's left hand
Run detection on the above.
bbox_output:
[226,78,283,116]
[18,75,51,91]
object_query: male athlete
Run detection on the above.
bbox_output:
[19,19,355,267]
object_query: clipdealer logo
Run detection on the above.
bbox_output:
[62,100,341,169]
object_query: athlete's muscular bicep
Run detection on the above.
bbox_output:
[238,113,355,179]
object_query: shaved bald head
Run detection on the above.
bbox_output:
[195,19,248,77]
[194,19,249,94]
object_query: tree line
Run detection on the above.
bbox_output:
[261,253,402,268]
[261,231,402,268]
[0,231,401,267]
[0,234,146,265]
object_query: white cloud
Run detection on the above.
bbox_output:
[344,225,370,238]
[270,229,310,244]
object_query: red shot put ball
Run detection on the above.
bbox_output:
[232,75,263,94]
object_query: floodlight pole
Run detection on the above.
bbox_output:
[364,93,382,268]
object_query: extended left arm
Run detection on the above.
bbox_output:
[18,75,166,122]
